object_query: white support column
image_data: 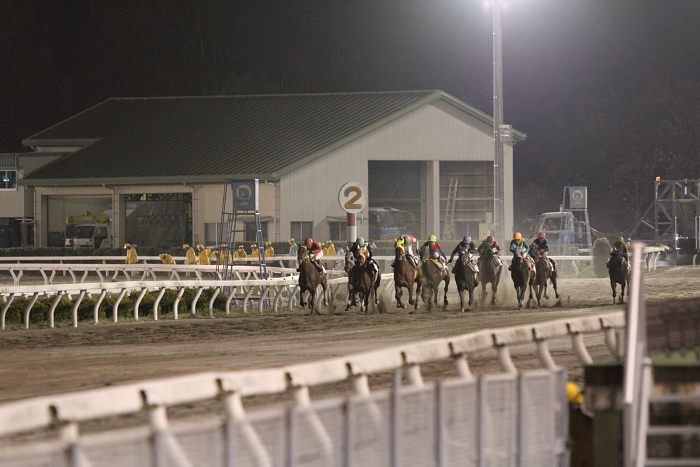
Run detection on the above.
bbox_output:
[425,160,441,239]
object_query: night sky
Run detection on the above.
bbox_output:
[2,1,700,232]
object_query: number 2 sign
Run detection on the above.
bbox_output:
[338,182,367,214]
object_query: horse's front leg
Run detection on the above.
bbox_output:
[395,286,405,308]
[458,287,465,312]
[443,276,450,307]
[611,280,617,304]
[619,282,626,304]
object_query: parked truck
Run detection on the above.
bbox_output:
[65,215,113,249]
[531,186,593,255]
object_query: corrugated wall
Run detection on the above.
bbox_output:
[280,101,515,243]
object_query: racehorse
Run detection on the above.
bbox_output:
[452,248,478,312]
[608,250,630,304]
[510,255,535,309]
[297,246,328,314]
[531,248,560,307]
[392,239,422,310]
[477,245,502,306]
[346,255,380,313]
[420,248,450,310]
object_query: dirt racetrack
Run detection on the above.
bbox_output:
[1,265,699,410]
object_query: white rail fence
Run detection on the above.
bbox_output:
[0,312,624,467]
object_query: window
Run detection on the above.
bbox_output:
[244,222,268,242]
[329,222,347,241]
[0,170,17,190]
[291,222,312,241]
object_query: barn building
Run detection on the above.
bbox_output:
[17,90,525,249]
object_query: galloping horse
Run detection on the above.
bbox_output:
[477,246,502,306]
[297,246,328,314]
[346,256,380,313]
[531,248,560,307]
[392,239,422,310]
[510,255,535,309]
[608,250,630,304]
[420,248,450,310]
[452,248,478,312]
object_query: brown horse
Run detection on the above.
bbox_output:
[420,248,450,310]
[452,249,478,312]
[608,250,630,304]
[392,239,422,310]
[531,248,560,307]
[477,246,502,306]
[510,255,535,309]
[346,256,380,313]
[297,246,328,314]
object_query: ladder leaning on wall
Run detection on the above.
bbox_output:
[442,177,459,240]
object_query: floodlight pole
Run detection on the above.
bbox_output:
[492,0,506,244]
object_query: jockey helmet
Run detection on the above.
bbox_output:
[403,235,410,245]
[616,236,624,243]
[304,238,313,246]
[513,232,521,240]
[537,232,546,239]
[428,234,437,242]
[486,235,494,242]
[463,235,471,244]
[566,382,584,405]
[356,237,365,247]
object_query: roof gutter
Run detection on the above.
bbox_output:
[18,174,279,187]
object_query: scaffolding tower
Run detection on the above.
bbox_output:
[630,179,700,258]
[217,179,268,280]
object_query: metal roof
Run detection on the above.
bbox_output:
[22,90,524,186]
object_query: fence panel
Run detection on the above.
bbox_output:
[439,378,479,467]
[480,372,519,466]
[347,392,391,467]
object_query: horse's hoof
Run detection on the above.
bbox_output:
[544,294,550,300]
[408,299,414,305]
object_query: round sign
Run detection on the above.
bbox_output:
[338,182,367,214]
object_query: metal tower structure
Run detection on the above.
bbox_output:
[630,179,700,258]
[217,179,268,280]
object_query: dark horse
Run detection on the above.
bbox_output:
[510,255,535,309]
[420,248,450,310]
[345,254,380,313]
[477,246,502,306]
[608,250,630,304]
[452,249,478,312]
[531,248,560,307]
[392,239,422,310]
[297,246,328,314]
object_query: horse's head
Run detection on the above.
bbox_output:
[419,247,430,262]
[298,245,309,261]
[458,247,472,265]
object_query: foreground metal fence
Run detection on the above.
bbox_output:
[0,312,624,466]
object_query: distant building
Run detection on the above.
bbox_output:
[19,91,525,248]
[0,152,66,246]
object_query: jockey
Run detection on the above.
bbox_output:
[448,235,477,264]
[508,232,534,271]
[422,234,448,271]
[302,237,325,273]
[531,232,556,272]
[350,237,379,276]
[609,236,629,265]
[402,234,418,266]
[478,235,503,267]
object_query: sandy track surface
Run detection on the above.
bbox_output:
[1,266,698,406]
